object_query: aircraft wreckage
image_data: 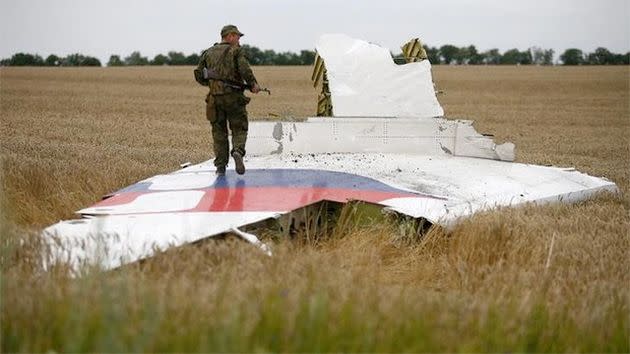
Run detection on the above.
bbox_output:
[44,34,618,271]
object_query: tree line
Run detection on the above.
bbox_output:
[2,45,628,67]
[0,53,102,67]
[404,45,628,65]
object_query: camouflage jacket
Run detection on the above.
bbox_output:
[196,42,257,95]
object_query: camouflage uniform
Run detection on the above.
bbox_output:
[196,26,258,172]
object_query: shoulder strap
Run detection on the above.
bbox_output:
[233,47,241,73]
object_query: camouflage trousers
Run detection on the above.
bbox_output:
[206,92,250,168]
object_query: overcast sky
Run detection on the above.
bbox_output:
[1,0,628,63]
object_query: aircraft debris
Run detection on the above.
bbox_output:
[43,34,618,272]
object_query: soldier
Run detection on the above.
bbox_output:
[196,24,260,175]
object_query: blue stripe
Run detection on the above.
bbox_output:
[110,169,418,196]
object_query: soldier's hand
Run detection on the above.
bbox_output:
[251,83,261,94]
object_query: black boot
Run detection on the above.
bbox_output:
[232,151,245,175]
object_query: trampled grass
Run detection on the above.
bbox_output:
[1,65,629,352]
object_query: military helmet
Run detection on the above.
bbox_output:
[221,24,244,38]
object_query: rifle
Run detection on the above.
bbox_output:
[202,67,271,95]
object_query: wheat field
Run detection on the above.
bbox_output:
[1,65,629,352]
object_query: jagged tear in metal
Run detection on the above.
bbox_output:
[313,35,435,117]
[311,53,332,116]
[401,38,429,63]
[314,33,444,118]
[43,34,618,272]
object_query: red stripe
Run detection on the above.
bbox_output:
[192,187,419,212]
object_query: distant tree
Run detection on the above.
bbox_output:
[519,50,532,65]
[59,53,100,66]
[299,50,316,65]
[530,47,555,65]
[273,52,288,65]
[107,55,124,66]
[150,54,169,65]
[481,48,502,65]
[273,51,301,65]
[589,50,628,65]
[496,49,530,65]
[542,48,555,65]
[586,47,614,65]
[500,49,521,64]
[61,53,85,66]
[454,46,470,64]
[185,53,200,65]
[610,52,629,65]
[439,45,459,64]
[45,54,60,66]
[167,51,187,65]
[466,45,484,64]
[80,56,101,66]
[5,53,44,66]
[124,51,148,66]
[531,47,544,65]
[241,45,265,65]
[424,45,440,64]
[261,49,277,65]
[454,45,483,65]
[560,48,584,65]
